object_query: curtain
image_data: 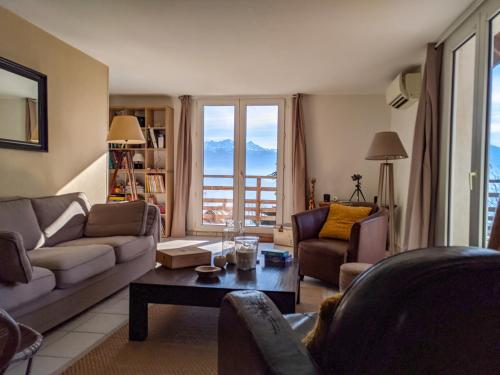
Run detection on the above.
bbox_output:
[403,44,443,250]
[25,98,38,142]
[292,93,308,213]
[170,95,192,237]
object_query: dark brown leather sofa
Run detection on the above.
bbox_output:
[292,203,388,284]
[0,192,159,333]
[219,247,500,375]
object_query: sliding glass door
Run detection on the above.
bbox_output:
[443,0,500,247]
[199,99,284,232]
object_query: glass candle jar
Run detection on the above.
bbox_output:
[235,236,259,271]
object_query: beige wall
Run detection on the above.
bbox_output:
[389,104,418,249]
[0,6,109,204]
[302,94,391,204]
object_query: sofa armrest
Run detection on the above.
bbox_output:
[219,291,319,375]
[292,207,329,258]
[347,208,388,263]
[0,231,33,284]
[144,204,161,244]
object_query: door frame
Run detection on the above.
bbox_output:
[193,97,285,233]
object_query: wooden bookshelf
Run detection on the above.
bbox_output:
[108,105,174,238]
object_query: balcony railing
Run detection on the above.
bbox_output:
[202,174,277,226]
[487,178,500,236]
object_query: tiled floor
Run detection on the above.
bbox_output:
[5,288,130,375]
[6,239,336,375]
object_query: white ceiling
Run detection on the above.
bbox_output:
[0,0,475,96]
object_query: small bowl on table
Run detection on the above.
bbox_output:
[195,265,221,282]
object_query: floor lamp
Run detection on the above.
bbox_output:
[106,115,146,201]
[366,131,408,255]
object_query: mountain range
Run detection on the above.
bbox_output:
[204,139,277,175]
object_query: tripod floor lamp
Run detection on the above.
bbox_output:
[106,115,146,202]
[366,131,408,255]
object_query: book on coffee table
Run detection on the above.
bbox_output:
[156,248,211,269]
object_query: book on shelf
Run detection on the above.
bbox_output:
[149,128,158,148]
[145,175,165,193]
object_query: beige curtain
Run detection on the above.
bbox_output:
[26,98,38,142]
[170,95,192,237]
[403,44,443,250]
[292,93,308,213]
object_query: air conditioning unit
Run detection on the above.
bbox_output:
[386,72,421,109]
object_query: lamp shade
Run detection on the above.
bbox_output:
[365,131,408,160]
[106,115,145,144]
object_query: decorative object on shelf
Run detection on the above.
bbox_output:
[349,174,366,202]
[308,178,317,210]
[107,115,146,201]
[323,194,331,203]
[366,131,408,255]
[214,255,227,269]
[235,236,259,271]
[133,152,145,169]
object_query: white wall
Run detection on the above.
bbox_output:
[302,94,391,205]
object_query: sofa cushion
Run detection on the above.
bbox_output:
[0,198,43,250]
[298,238,349,257]
[85,201,149,237]
[31,192,90,247]
[0,267,55,311]
[0,231,32,283]
[28,245,115,289]
[56,236,154,263]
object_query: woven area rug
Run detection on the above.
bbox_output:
[63,305,218,375]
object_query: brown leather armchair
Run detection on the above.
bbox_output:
[292,203,388,284]
[218,247,500,375]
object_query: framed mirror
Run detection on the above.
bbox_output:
[0,56,48,152]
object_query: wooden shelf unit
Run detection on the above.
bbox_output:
[108,105,174,238]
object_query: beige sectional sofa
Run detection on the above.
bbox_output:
[0,192,159,333]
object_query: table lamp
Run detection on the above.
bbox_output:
[366,131,408,255]
[106,115,145,201]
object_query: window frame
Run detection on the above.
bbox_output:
[193,97,285,233]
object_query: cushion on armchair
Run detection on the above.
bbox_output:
[303,293,343,372]
[319,204,371,240]
[85,201,148,237]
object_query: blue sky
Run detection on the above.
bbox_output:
[203,105,278,149]
[490,66,500,147]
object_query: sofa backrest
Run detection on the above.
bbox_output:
[0,198,43,250]
[31,192,90,246]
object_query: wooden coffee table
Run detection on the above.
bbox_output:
[129,257,299,341]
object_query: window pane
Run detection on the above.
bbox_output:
[449,36,476,246]
[244,105,278,227]
[203,105,234,225]
[486,15,500,241]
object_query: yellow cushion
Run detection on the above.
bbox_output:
[319,204,372,240]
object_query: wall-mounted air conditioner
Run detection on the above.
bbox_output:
[386,72,421,109]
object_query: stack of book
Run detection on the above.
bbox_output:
[262,249,292,268]
[146,175,165,193]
